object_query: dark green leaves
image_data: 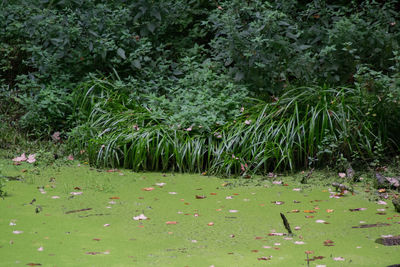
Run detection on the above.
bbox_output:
[117,48,126,60]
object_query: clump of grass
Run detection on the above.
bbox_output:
[69,83,400,176]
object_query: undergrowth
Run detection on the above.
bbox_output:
[69,83,400,176]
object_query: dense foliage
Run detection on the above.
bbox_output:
[1,0,400,174]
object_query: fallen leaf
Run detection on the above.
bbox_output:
[93,238,101,241]
[37,247,44,251]
[305,215,314,218]
[195,195,206,199]
[293,188,301,191]
[303,210,316,213]
[86,252,102,255]
[316,220,325,223]
[305,250,314,254]
[133,214,148,220]
[377,200,387,205]
[349,208,367,211]
[27,154,36,163]
[51,132,61,141]
[294,226,301,230]
[291,209,300,213]
[13,231,23,234]
[74,187,81,190]
[229,210,239,213]
[333,257,345,261]
[386,177,400,187]
[168,192,177,194]
[51,196,60,199]
[294,241,305,245]
[338,173,346,178]
[155,183,166,187]
[326,209,334,213]
[251,250,258,252]
[207,222,214,226]
[323,240,335,246]
[166,221,178,225]
[67,154,74,161]
[210,193,217,195]
[268,233,284,236]
[26,263,42,266]
[13,153,27,162]
[272,201,284,205]
[142,187,154,191]
[257,257,271,261]
[103,224,110,227]
[70,192,83,195]
[109,196,120,199]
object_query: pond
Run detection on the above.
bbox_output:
[1,160,399,266]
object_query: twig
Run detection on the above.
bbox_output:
[280,213,292,235]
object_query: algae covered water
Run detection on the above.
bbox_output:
[1,161,400,266]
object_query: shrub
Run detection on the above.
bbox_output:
[207,0,400,93]
[145,57,248,131]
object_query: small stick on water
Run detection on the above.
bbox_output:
[65,208,92,214]
[280,213,292,236]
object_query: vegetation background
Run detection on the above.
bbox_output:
[1,0,400,176]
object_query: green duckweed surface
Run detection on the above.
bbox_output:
[1,160,400,266]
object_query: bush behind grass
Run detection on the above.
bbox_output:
[69,83,400,176]
[1,0,399,137]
